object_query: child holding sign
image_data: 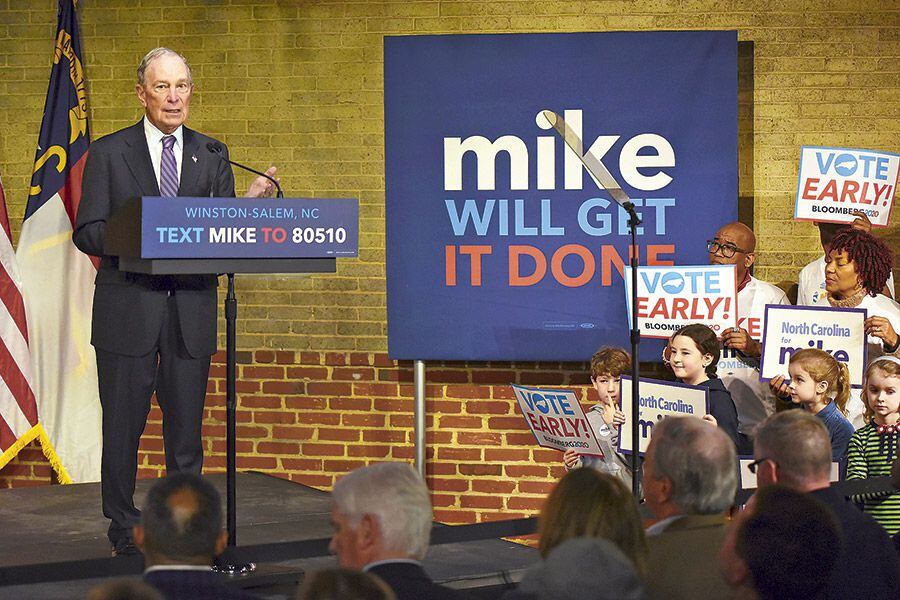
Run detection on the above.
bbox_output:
[563,348,633,488]
[666,324,749,453]
[847,356,900,535]
[769,349,854,462]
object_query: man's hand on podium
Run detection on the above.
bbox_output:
[245,166,279,198]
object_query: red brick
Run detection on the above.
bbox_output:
[487,417,527,430]
[457,432,503,446]
[285,397,327,410]
[139,438,164,452]
[363,430,407,443]
[532,449,562,463]
[297,412,341,425]
[506,433,538,446]
[287,366,329,379]
[461,495,504,509]
[433,509,476,524]
[505,465,550,478]
[426,463,457,476]
[378,369,414,383]
[353,382,399,397]
[427,369,470,383]
[323,459,368,472]
[374,398,412,412]
[341,413,386,427]
[243,366,285,379]
[209,440,254,453]
[240,396,283,409]
[272,426,315,440]
[518,481,555,495]
[318,428,361,442]
[236,425,270,438]
[299,352,321,365]
[281,458,323,470]
[425,400,462,413]
[484,448,531,462]
[491,387,518,400]
[275,351,296,364]
[235,351,253,364]
[324,352,347,366]
[391,447,415,459]
[257,441,300,454]
[465,401,512,415]
[138,468,163,479]
[261,381,305,395]
[472,480,516,494]
[430,494,458,507]
[254,411,296,424]
[437,447,482,461]
[332,367,375,381]
[237,456,278,470]
[329,397,372,411]
[427,478,469,492]
[255,350,276,363]
[472,370,516,384]
[349,353,372,366]
[347,445,391,458]
[235,381,260,393]
[373,353,394,367]
[308,382,352,396]
[390,415,414,428]
[438,416,483,429]
[507,496,545,511]
[458,464,502,476]
[301,443,346,457]
[289,473,333,488]
[519,373,566,385]
[427,431,453,444]
[144,423,163,436]
[445,385,487,399]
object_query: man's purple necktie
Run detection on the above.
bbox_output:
[159,135,179,197]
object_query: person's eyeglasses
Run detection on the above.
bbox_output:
[747,457,771,474]
[707,239,750,258]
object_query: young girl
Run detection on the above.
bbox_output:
[563,347,633,488]
[847,356,900,535]
[784,348,854,462]
[666,324,749,453]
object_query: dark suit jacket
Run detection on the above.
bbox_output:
[809,486,900,600]
[144,568,260,600]
[74,121,235,357]
[367,562,473,600]
[645,513,732,600]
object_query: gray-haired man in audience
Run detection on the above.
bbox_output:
[641,416,737,600]
[752,410,900,599]
[329,462,471,600]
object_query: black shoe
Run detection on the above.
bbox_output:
[111,537,141,557]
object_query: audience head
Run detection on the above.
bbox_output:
[708,221,756,282]
[788,348,851,415]
[753,410,832,491]
[589,347,631,404]
[538,469,647,575]
[667,323,720,384]
[863,356,900,423]
[824,227,893,299]
[642,416,737,519]
[719,485,840,600]
[516,538,645,600]
[329,462,432,569]
[297,568,396,600]
[87,579,162,600]
[133,473,226,566]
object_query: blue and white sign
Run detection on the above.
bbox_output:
[139,197,359,258]
[759,305,867,388]
[618,376,709,454]
[512,384,603,454]
[795,146,899,227]
[385,31,738,360]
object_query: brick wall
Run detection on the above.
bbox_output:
[0,1,897,522]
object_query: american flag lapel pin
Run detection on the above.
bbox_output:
[192,155,198,163]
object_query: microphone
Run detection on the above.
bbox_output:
[206,142,283,198]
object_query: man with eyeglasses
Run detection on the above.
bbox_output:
[707,222,790,444]
[752,411,900,599]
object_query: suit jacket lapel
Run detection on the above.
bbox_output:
[179,127,200,196]
[122,121,160,196]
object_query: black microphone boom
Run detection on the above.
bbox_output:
[206,142,283,198]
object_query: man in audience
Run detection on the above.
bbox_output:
[134,473,259,600]
[708,221,790,438]
[719,485,840,600]
[641,416,737,600]
[329,462,471,600]
[752,410,900,598]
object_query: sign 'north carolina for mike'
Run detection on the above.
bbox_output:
[385,31,738,360]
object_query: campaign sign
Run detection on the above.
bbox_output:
[795,146,899,227]
[385,31,738,360]
[139,197,359,258]
[759,305,867,388]
[618,376,709,455]
[512,384,603,454]
[623,265,738,339]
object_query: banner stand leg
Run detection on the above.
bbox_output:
[215,273,256,576]
[414,360,426,478]
[626,208,642,498]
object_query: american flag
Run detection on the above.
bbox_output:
[0,176,41,470]
[15,0,101,483]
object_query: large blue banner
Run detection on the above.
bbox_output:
[385,31,737,360]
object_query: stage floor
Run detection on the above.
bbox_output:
[0,472,537,598]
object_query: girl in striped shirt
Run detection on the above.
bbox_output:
[847,356,900,534]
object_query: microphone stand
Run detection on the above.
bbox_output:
[541,111,643,497]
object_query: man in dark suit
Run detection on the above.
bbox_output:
[329,463,472,600]
[134,473,259,600]
[751,410,900,599]
[74,47,275,556]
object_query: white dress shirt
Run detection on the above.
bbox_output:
[143,116,184,190]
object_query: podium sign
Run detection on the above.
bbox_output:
[107,197,358,260]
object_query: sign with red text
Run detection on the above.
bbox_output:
[618,376,709,454]
[759,305,867,388]
[512,384,602,453]
[795,146,899,227]
[624,265,738,339]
